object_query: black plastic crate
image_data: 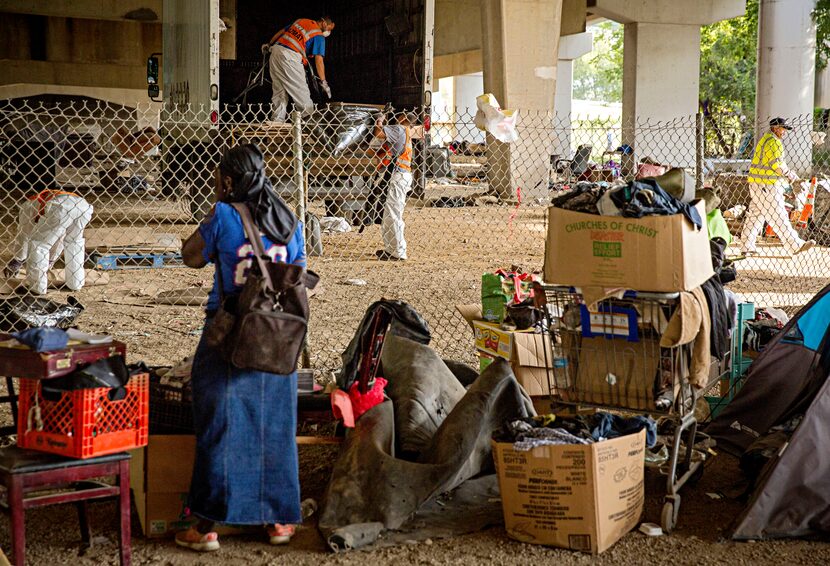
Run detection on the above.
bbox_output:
[149,381,193,434]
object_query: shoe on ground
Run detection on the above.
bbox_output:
[175,528,220,552]
[796,240,816,254]
[375,249,405,261]
[3,259,22,279]
[267,523,295,545]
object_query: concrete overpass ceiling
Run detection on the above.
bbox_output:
[587,0,745,25]
[0,0,161,22]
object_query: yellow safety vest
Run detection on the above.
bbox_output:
[748,131,784,185]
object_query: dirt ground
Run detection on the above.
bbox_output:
[2,190,830,564]
[11,192,827,376]
[2,447,830,565]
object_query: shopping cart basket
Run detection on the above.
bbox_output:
[534,283,722,533]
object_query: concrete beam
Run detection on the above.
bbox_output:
[434,49,483,79]
[0,82,158,109]
[435,0,481,57]
[558,30,593,60]
[561,0,587,35]
[0,0,161,21]
[587,0,745,25]
[0,59,148,90]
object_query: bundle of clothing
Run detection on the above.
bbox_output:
[552,178,702,229]
[493,412,658,451]
[653,236,739,407]
[743,308,789,353]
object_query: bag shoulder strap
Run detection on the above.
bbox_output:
[231,202,275,292]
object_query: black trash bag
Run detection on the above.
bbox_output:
[358,166,392,231]
[0,296,84,332]
[338,300,431,391]
[42,355,130,401]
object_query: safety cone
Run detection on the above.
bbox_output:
[796,177,817,229]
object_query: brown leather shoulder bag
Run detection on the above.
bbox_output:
[204,202,319,374]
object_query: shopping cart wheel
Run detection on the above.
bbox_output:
[661,494,681,533]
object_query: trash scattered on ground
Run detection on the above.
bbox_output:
[343,279,367,286]
[320,217,352,234]
[639,523,663,537]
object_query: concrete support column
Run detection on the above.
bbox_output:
[481,0,563,200]
[756,0,816,175]
[553,31,593,160]
[589,0,746,171]
[622,22,700,169]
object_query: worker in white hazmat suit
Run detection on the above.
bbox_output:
[4,189,93,295]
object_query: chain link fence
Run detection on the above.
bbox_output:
[0,99,828,378]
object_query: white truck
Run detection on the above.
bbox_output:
[156,0,437,221]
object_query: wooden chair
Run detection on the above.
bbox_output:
[0,446,131,566]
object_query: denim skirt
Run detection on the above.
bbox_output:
[187,322,301,525]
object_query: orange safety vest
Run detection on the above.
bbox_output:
[28,189,80,220]
[378,127,412,173]
[276,18,323,64]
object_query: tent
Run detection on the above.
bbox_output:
[707,284,830,539]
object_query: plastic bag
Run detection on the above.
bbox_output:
[0,296,84,332]
[474,93,519,143]
[481,273,509,323]
[42,355,130,399]
[328,105,380,155]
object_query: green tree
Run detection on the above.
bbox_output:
[572,21,623,103]
[699,0,759,118]
[815,0,830,70]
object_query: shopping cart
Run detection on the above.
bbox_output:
[533,283,723,533]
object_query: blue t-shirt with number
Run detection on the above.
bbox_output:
[199,201,306,312]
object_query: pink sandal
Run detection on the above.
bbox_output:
[266,523,295,545]
[175,527,220,552]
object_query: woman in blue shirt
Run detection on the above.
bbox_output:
[176,144,306,552]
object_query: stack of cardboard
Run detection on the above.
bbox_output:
[457,304,556,397]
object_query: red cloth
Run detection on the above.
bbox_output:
[330,377,388,428]
[330,389,355,428]
[349,377,387,420]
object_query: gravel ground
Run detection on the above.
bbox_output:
[2,450,829,565]
[1,190,829,564]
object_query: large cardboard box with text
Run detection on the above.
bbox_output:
[492,430,645,554]
[131,435,196,538]
[544,201,713,292]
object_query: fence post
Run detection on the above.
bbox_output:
[696,112,705,191]
[291,109,306,248]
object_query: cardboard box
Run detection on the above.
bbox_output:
[492,430,645,554]
[544,200,713,292]
[471,318,556,397]
[131,435,196,537]
[570,336,661,411]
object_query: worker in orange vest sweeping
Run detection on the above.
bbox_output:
[372,111,415,261]
[740,117,815,257]
[263,16,335,122]
[4,189,93,294]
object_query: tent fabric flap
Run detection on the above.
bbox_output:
[731,377,830,539]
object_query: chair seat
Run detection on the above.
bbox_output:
[297,392,332,413]
[0,446,129,475]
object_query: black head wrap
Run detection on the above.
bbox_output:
[219,143,298,245]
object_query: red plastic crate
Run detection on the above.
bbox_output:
[17,373,149,459]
